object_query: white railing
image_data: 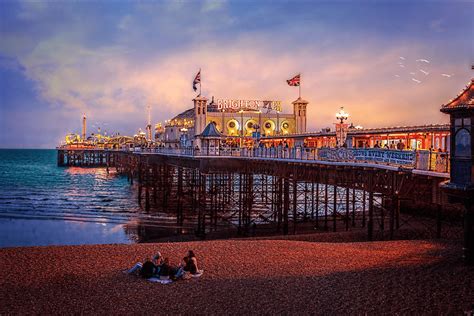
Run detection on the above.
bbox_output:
[135,146,449,173]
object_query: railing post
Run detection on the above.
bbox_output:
[429,149,432,171]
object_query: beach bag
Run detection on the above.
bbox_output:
[140,261,155,279]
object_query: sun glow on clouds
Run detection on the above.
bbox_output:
[17,37,458,130]
[0,1,472,147]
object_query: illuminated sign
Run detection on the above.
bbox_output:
[216,99,282,112]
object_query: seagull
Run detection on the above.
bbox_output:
[441,73,453,78]
[416,59,430,63]
[399,64,405,68]
[394,74,400,77]
[412,78,421,83]
[419,69,429,75]
[399,56,405,60]
[410,72,416,75]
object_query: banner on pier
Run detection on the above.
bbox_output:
[318,148,416,166]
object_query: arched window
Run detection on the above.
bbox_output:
[455,128,471,157]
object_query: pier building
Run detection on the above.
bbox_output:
[159,96,307,147]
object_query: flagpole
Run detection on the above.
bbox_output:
[299,73,301,99]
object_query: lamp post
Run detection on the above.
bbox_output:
[335,107,349,147]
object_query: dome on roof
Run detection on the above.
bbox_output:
[171,108,194,121]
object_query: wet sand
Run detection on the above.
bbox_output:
[1,238,473,314]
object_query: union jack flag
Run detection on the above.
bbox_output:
[287,74,300,86]
[193,69,201,92]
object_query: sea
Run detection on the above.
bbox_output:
[0,149,174,248]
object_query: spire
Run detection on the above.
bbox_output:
[82,113,87,141]
[146,105,152,141]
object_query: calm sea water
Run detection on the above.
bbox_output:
[0,149,173,248]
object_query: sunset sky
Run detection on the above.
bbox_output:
[0,0,473,148]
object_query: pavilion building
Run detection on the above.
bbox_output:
[159,95,308,148]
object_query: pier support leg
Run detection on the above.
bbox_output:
[390,196,397,240]
[345,187,349,231]
[277,177,283,233]
[362,189,366,228]
[351,187,356,227]
[283,178,289,235]
[293,178,297,234]
[368,190,374,241]
[324,183,328,230]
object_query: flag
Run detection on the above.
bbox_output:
[287,74,300,86]
[193,69,201,92]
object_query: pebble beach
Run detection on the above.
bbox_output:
[1,238,473,314]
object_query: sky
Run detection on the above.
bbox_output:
[0,0,473,148]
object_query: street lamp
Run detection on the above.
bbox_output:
[335,107,350,148]
[336,107,349,124]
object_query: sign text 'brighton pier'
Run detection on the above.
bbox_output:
[216,99,282,112]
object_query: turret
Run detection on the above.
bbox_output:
[193,95,208,136]
[292,97,308,133]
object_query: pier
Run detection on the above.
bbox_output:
[55,77,473,260]
[57,146,456,241]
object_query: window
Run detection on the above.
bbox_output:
[454,128,471,157]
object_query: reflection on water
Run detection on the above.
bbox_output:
[0,149,380,247]
[0,149,175,247]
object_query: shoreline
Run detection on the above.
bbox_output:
[1,237,472,314]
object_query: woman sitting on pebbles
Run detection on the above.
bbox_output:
[173,250,202,279]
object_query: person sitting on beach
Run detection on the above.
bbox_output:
[140,258,157,279]
[125,252,163,277]
[158,257,177,280]
[184,250,200,275]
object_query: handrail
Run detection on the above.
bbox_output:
[130,146,449,173]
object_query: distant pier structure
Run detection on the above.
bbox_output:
[57,149,116,167]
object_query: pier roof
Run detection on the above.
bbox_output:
[441,79,474,112]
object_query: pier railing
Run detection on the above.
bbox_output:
[137,147,449,174]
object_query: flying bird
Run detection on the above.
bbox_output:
[441,73,453,78]
[416,59,430,63]
[394,74,400,77]
[412,78,421,84]
[399,64,405,68]
[399,57,405,60]
[419,69,429,75]
[410,72,416,75]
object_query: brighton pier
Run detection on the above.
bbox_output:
[57,78,474,263]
